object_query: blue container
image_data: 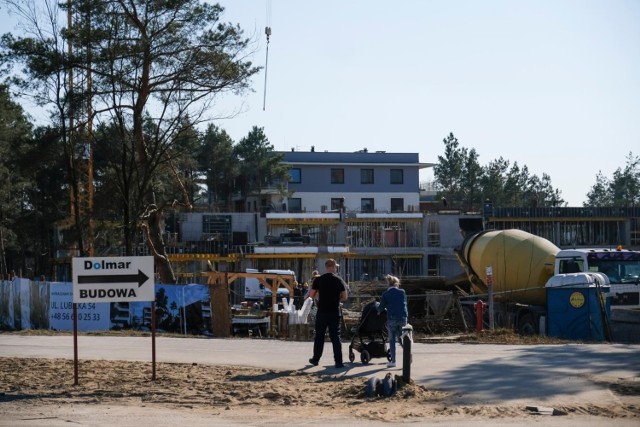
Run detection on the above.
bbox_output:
[546,274,610,341]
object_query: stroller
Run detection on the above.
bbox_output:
[348,300,391,364]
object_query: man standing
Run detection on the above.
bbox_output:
[308,258,348,368]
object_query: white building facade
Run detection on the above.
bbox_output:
[281,149,432,213]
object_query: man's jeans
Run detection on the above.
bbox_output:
[312,311,343,364]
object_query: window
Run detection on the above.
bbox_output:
[390,198,404,212]
[558,259,584,274]
[361,198,374,212]
[331,168,344,184]
[288,198,302,212]
[361,168,374,184]
[289,168,301,183]
[331,198,344,210]
[202,215,232,239]
[427,219,440,247]
[427,255,440,276]
[390,169,403,184]
[632,218,640,246]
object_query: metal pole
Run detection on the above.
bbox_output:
[486,266,494,330]
[401,324,413,383]
[73,302,78,385]
[151,301,156,380]
[488,284,494,330]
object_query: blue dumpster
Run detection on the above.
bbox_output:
[546,273,610,341]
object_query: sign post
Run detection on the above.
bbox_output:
[485,266,494,330]
[72,256,155,383]
[73,303,78,385]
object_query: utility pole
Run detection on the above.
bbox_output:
[67,0,75,220]
[67,0,95,256]
[85,6,94,256]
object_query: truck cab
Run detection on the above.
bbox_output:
[555,248,640,308]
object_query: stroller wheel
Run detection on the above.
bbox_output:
[349,348,355,363]
[386,348,392,362]
[361,349,371,365]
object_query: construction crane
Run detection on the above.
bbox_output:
[263,0,272,111]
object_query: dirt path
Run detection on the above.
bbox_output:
[1,357,639,426]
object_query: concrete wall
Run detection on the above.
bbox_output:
[179,213,262,242]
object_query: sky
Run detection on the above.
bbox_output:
[1,0,639,206]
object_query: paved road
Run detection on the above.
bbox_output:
[1,334,639,407]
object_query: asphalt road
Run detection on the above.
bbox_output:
[1,334,639,406]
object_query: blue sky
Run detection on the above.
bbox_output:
[2,1,638,206]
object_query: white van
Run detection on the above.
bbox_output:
[243,269,264,300]
[263,269,296,300]
[243,269,297,301]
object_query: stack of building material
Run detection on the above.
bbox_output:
[281,297,314,340]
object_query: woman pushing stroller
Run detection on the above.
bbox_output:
[377,275,408,368]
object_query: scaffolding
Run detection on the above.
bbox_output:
[346,218,422,248]
[488,206,640,248]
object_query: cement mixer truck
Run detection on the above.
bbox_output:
[455,229,640,334]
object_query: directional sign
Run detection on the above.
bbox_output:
[72,256,155,303]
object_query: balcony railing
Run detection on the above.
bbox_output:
[492,206,640,218]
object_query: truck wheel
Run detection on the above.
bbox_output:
[517,313,536,336]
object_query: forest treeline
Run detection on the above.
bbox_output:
[432,133,639,211]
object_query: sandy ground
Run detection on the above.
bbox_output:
[1,356,639,426]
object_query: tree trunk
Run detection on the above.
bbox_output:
[148,206,176,284]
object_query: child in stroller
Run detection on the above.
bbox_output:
[348,300,391,364]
